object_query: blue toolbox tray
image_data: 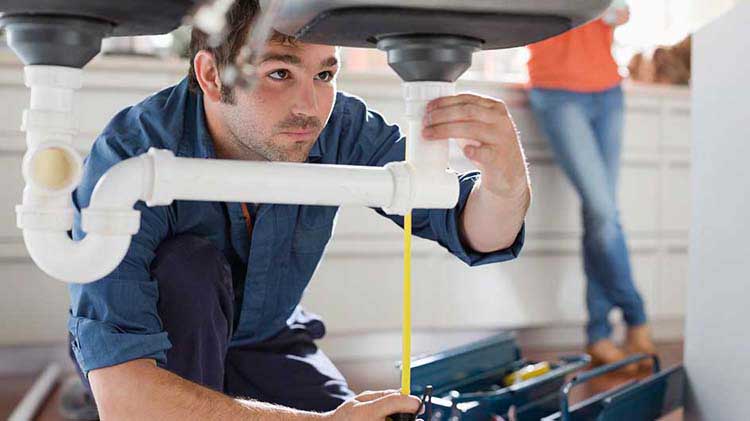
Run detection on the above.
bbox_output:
[544,354,685,421]
[407,332,590,420]
[406,335,685,421]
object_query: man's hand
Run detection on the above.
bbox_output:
[422,93,530,252]
[423,93,529,201]
[325,390,421,421]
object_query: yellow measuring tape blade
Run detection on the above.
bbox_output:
[401,211,412,395]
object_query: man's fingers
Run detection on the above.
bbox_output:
[354,390,399,403]
[363,393,421,418]
[426,93,499,111]
[423,121,495,144]
[424,102,498,127]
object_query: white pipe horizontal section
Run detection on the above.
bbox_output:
[20,145,458,283]
[148,151,395,208]
[17,66,460,283]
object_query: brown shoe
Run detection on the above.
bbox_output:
[586,339,638,375]
[625,324,657,371]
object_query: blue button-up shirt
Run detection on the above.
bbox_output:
[68,78,524,375]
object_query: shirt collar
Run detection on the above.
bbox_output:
[306,139,323,163]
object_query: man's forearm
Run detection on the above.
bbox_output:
[89,359,323,421]
[460,179,530,253]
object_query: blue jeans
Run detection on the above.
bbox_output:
[528,85,647,345]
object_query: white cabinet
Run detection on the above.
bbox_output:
[0,52,691,347]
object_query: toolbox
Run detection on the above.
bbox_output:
[406,333,685,421]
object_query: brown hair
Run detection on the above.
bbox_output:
[187,0,298,102]
[188,0,258,96]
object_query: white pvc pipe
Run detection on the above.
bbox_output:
[22,157,150,283]
[8,363,61,421]
[403,82,455,172]
[23,230,132,283]
[18,65,144,283]
[90,155,152,209]
[402,82,460,209]
[148,150,395,208]
[16,67,460,284]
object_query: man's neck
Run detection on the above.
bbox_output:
[212,135,265,161]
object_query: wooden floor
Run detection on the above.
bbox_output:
[1,342,684,420]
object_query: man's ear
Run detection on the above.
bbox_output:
[194,50,223,102]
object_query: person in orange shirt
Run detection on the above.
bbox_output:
[527,4,656,369]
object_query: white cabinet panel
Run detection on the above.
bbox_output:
[76,89,158,137]
[620,166,661,232]
[623,101,661,152]
[0,55,692,343]
[0,263,70,345]
[0,155,24,238]
[303,254,440,330]
[662,164,692,232]
[0,86,27,139]
[524,163,580,234]
[440,254,588,327]
[663,107,691,153]
[656,251,688,318]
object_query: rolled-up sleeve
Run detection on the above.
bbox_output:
[338,93,524,266]
[68,134,172,375]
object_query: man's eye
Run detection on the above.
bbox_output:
[269,70,290,80]
[316,71,334,82]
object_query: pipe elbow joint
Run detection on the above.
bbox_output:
[384,162,459,215]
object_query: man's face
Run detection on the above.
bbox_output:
[217,41,339,162]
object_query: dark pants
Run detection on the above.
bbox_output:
[70,234,353,412]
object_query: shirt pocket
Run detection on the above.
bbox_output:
[292,205,337,254]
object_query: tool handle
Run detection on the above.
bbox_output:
[558,353,660,421]
[387,413,416,421]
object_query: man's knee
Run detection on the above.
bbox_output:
[151,234,234,341]
[151,234,233,308]
[151,235,234,390]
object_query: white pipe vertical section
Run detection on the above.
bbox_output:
[22,66,80,148]
[18,66,142,283]
[403,82,455,172]
[400,81,460,210]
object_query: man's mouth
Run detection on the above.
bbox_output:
[279,130,316,140]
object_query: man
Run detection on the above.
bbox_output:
[67,1,530,419]
[526,3,656,371]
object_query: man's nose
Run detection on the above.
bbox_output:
[291,80,318,116]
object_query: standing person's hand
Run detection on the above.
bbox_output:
[614,6,630,26]
[324,390,421,421]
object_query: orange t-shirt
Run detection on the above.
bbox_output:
[527,19,621,92]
